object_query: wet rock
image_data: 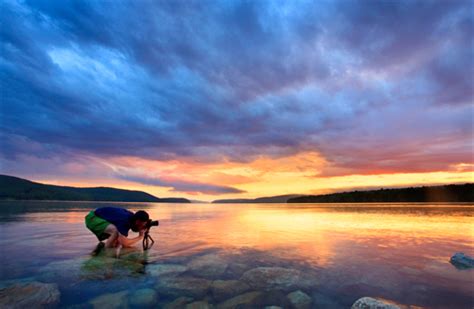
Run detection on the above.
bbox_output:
[216,291,263,309]
[0,281,60,307]
[64,303,92,309]
[257,290,291,307]
[188,254,228,279]
[129,288,157,307]
[156,277,211,298]
[224,263,249,279]
[89,290,129,309]
[186,300,213,309]
[38,258,85,282]
[450,252,474,269]
[163,296,194,309]
[39,256,145,283]
[241,267,312,291]
[351,297,400,309]
[210,280,250,301]
[264,307,283,309]
[287,290,312,309]
[147,264,188,277]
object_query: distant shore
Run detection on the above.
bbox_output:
[0,175,190,203]
[287,183,473,203]
[1,174,472,204]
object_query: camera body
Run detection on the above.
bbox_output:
[146,219,159,229]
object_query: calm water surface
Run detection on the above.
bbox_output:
[0,201,472,308]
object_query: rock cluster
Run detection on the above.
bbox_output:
[351,297,400,309]
[450,252,474,269]
[0,281,60,307]
[4,252,342,308]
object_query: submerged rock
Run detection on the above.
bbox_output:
[257,290,291,307]
[37,258,85,282]
[351,297,400,309]
[240,267,312,291]
[147,263,188,277]
[216,291,263,309]
[130,288,158,307]
[39,256,145,283]
[156,276,211,298]
[186,300,213,309]
[0,281,60,307]
[163,296,194,309]
[89,290,129,309]
[210,279,250,301]
[450,252,474,269]
[188,254,228,279]
[287,290,312,309]
[224,263,249,279]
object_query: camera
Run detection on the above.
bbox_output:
[146,219,159,228]
[143,219,159,250]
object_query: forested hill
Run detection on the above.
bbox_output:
[213,194,302,204]
[0,175,190,203]
[287,184,474,203]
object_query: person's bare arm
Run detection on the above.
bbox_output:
[118,230,144,248]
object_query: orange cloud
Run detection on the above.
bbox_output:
[34,150,473,202]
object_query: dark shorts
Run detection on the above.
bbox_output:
[85,211,111,241]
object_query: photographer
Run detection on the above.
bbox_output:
[85,207,150,252]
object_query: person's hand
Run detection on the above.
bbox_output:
[139,229,145,237]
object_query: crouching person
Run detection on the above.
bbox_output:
[85,207,149,255]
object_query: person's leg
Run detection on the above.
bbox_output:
[85,211,111,242]
[103,224,119,248]
[91,242,105,256]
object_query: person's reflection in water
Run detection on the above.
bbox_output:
[80,247,149,280]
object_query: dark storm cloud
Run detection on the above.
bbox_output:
[1,0,472,178]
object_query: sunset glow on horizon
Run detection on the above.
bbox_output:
[1,0,473,201]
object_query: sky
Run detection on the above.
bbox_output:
[1,0,473,201]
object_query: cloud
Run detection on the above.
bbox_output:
[116,173,245,195]
[1,0,472,182]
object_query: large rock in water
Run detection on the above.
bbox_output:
[155,276,211,298]
[287,290,312,309]
[210,279,251,301]
[188,253,228,279]
[185,300,213,309]
[147,263,188,277]
[89,290,129,309]
[163,296,194,309]
[129,288,158,307]
[240,267,312,291]
[216,291,263,309]
[450,252,474,269]
[39,256,145,283]
[351,297,400,309]
[0,281,60,307]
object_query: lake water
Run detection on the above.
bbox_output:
[0,201,473,308]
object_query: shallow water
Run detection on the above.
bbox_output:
[0,201,473,308]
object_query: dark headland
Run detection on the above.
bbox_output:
[211,184,474,204]
[287,183,474,203]
[0,175,190,203]
[212,194,302,204]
